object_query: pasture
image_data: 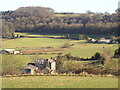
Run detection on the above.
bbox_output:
[2,76,118,88]
[2,33,119,88]
[2,33,118,58]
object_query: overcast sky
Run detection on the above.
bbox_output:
[0,0,119,13]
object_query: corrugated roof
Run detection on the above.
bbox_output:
[24,65,38,69]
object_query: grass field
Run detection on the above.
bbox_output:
[2,33,118,68]
[3,38,71,49]
[2,33,119,88]
[3,37,118,58]
[2,76,118,88]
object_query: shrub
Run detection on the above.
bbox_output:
[101,58,105,65]
[93,52,102,60]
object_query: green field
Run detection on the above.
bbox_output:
[2,33,118,67]
[2,76,118,88]
[2,33,119,88]
[2,33,118,58]
[2,37,118,60]
[3,38,70,49]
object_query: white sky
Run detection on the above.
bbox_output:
[0,0,119,13]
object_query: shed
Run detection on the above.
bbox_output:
[24,65,38,74]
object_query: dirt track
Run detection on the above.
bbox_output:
[21,48,65,54]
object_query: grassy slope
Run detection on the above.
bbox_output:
[2,76,118,88]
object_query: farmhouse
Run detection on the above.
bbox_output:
[24,58,56,74]
[98,38,111,43]
[88,38,118,44]
[2,49,21,54]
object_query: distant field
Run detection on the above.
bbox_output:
[15,32,113,39]
[3,38,71,49]
[15,32,65,38]
[2,76,118,88]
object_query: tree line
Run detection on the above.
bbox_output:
[1,6,119,35]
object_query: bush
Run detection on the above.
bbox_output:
[92,52,102,60]
[101,58,105,65]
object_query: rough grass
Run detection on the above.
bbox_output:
[64,43,118,58]
[2,76,118,88]
[2,54,57,66]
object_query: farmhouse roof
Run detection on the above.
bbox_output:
[24,65,38,69]
[36,59,48,64]
[4,49,15,51]
[98,39,111,42]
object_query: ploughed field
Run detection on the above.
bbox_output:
[2,76,118,88]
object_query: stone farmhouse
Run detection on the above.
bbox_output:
[24,58,56,74]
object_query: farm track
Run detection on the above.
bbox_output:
[20,48,67,54]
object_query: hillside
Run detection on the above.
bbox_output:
[1,6,118,35]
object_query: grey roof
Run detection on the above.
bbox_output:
[36,59,48,64]
[24,65,38,69]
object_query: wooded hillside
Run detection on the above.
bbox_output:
[1,6,119,35]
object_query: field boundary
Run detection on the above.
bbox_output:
[2,73,119,78]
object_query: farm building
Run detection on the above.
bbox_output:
[24,58,56,74]
[98,38,111,43]
[2,49,21,54]
[88,38,118,44]
[3,49,15,54]
[24,65,38,74]
[88,39,97,43]
[48,59,56,73]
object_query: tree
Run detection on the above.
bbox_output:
[93,52,102,60]
[2,6,118,35]
[114,47,120,58]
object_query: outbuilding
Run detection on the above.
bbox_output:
[24,65,38,74]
